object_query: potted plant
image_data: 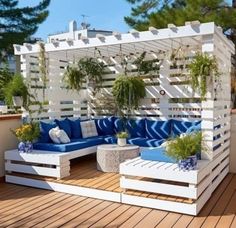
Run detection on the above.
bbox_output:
[116,131,128,147]
[188,53,220,100]
[112,75,146,112]
[12,122,40,153]
[4,74,28,107]
[165,132,203,170]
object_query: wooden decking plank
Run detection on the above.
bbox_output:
[215,190,236,228]
[42,199,103,227]
[51,201,113,227]
[187,173,234,228]
[134,209,168,228]
[10,195,86,227]
[199,175,236,228]
[88,204,131,228]
[119,207,152,228]
[155,212,182,228]
[76,202,121,227]
[172,215,194,228]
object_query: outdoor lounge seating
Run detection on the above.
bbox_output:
[33,117,202,153]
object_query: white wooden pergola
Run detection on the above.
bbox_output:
[12,21,234,215]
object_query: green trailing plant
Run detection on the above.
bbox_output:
[133,51,159,75]
[112,75,146,111]
[116,131,129,138]
[0,65,13,101]
[188,53,220,100]
[63,57,105,92]
[4,74,29,107]
[165,132,203,161]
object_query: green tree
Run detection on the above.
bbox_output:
[125,0,236,45]
[0,0,50,60]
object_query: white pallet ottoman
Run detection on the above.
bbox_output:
[5,149,71,179]
[120,151,229,215]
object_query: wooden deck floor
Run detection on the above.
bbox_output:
[0,173,236,227]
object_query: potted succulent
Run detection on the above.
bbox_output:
[4,74,28,107]
[165,132,203,170]
[116,131,129,147]
[12,122,40,153]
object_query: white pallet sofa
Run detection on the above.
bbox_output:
[5,146,97,179]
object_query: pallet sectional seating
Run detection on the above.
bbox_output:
[33,117,201,154]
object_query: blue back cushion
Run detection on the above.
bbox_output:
[55,118,72,138]
[172,120,201,136]
[95,117,115,135]
[114,117,126,133]
[126,119,145,138]
[68,118,82,139]
[146,119,171,140]
[38,121,57,143]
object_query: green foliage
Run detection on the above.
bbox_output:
[0,66,13,101]
[116,131,129,138]
[166,132,203,160]
[188,53,220,100]
[4,74,28,106]
[125,0,236,44]
[63,57,105,92]
[112,75,146,111]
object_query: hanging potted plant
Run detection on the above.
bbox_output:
[165,132,203,171]
[4,74,28,107]
[112,75,146,112]
[116,131,128,147]
[188,53,220,100]
[63,57,105,92]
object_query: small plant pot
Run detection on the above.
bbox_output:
[13,96,23,107]
[178,155,197,171]
[117,138,127,147]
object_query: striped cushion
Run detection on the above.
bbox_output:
[126,119,145,138]
[146,120,171,140]
[172,120,201,137]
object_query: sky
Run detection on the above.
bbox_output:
[19,0,132,40]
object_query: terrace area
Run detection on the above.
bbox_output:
[0,21,235,226]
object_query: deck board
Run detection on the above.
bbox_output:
[0,172,236,227]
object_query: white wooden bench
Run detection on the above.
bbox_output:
[5,146,97,179]
[120,151,229,215]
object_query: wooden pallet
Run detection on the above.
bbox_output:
[120,150,229,215]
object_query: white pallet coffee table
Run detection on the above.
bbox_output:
[5,149,70,179]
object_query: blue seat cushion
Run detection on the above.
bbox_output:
[141,147,176,163]
[55,118,72,138]
[128,137,164,147]
[146,119,171,140]
[68,118,82,139]
[33,136,104,152]
[38,121,57,143]
[172,120,201,136]
[95,117,115,135]
[126,119,145,138]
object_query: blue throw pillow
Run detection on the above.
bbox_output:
[68,118,82,139]
[95,117,114,136]
[55,118,72,138]
[126,119,145,138]
[38,121,57,143]
[172,120,201,136]
[114,117,126,133]
[146,119,171,140]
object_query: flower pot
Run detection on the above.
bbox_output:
[18,142,26,152]
[13,96,23,107]
[18,141,33,153]
[178,155,197,171]
[117,138,127,147]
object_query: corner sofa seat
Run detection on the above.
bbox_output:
[33,136,104,152]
